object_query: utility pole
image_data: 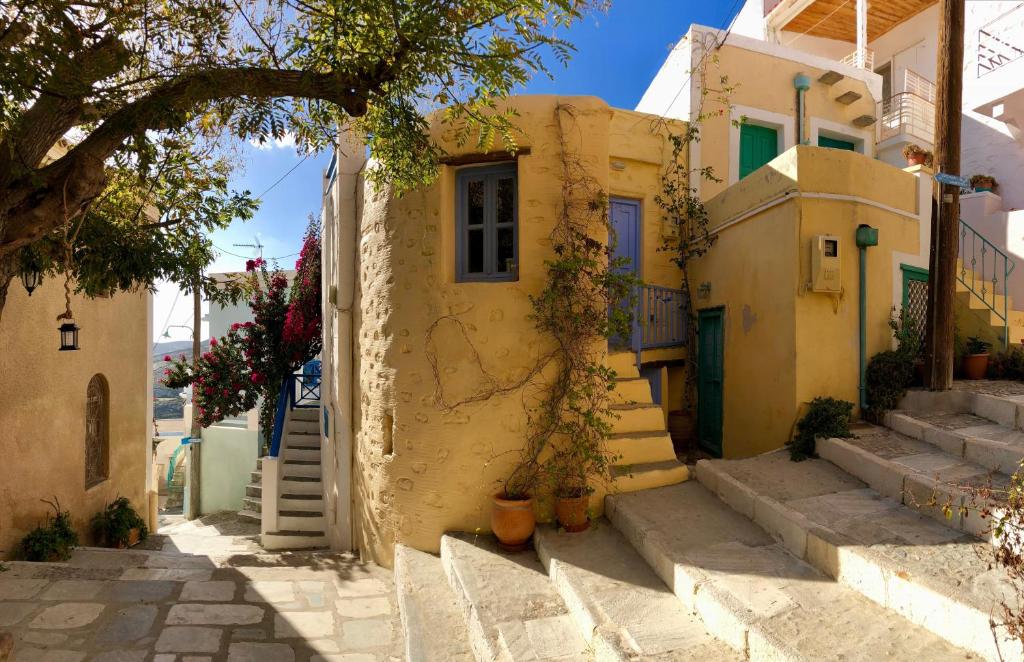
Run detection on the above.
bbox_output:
[925,0,965,390]
[186,275,202,520]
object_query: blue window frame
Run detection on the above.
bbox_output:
[456,164,518,282]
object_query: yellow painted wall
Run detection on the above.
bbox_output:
[0,279,148,557]
[698,43,878,199]
[349,96,684,565]
[693,146,921,458]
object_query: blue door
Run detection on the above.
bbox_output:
[609,198,640,350]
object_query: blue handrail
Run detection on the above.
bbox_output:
[267,370,323,457]
[268,377,290,458]
[959,218,1016,349]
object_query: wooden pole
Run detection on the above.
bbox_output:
[926,0,965,390]
[190,282,202,439]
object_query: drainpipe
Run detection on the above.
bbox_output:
[794,74,811,145]
[856,224,879,411]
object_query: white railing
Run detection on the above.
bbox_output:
[904,68,935,103]
[840,48,875,70]
[877,92,935,144]
[978,3,1024,76]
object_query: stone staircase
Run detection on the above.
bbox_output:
[956,258,1024,345]
[394,384,1024,661]
[241,406,327,550]
[605,351,689,492]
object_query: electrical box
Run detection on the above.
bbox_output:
[811,234,842,292]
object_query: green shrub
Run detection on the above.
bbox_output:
[91,497,148,548]
[790,397,854,461]
[965,336,992,355]
[20,500,78,562]
[990,346,1024,380]
[865,350,915,421]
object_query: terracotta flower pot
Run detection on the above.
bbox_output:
[555,495,590,533]
[491,494,535,552]
[907,154,927,166]
[115,528,141,550]
[962,353,990,380]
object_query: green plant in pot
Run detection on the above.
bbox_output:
[962,336,992,380]
[970,174,998,193]
[902,143,931,167]
[20,499,78,562]
[91,497,148,548]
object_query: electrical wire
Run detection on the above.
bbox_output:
[152,289,181,351]
[255,153,310,199]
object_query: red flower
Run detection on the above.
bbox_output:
[210,337,218,347]
[251,372,266,384]
[163,355,172,362]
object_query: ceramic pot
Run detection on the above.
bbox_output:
[116,528,141,549]
[555,495,590,533]
[907,154,927,166]
[491,494,535,551]
[962,353,989,380]
[975,186,993,193]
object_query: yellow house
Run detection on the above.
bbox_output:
[0,277,150,557]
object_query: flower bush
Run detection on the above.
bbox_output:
[163,219,321,443]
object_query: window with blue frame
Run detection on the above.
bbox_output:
[456,164,518,282]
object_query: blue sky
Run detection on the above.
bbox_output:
[153,0,742,343]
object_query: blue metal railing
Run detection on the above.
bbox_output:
[631,284,687,359]
[959,218,1016,349]
[267,367,322,457]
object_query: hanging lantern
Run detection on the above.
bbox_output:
[58,320,80,351]
[20,267,42,296]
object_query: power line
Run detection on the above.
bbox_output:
[152,289,181,351]
[256,153,310,199]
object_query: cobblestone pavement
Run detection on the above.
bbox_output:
[0,513,402,662]
[950,379,1024,396]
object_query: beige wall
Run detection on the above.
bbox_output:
[0,278,148,557]
[347,96,683,565]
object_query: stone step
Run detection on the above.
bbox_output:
[606,481,974,661]
[242,496,262,513]
[281,476,322,494]
[289,418,321,434]
[284,447,321,463]
[245,483,262,498]
[605,432,677,466]
[280,493,323,512]
[278,511,325,531]
[237,508,261,523]
[394,544,475,662]
[694,451,1019,661]
[900,386,1024,432]
[608,404,665,435]
[607,352,640,380]
[287,432,322,448]
[609,377,653,405]
[817,425,1009,539]
[260,530,327,551]
[291,407,320,422]
[610,459,688,493]
[884,408,1024,474]
[249,471,262,484]
[282,461,321,478]
[534,523,741,660]
[439,533,589,661]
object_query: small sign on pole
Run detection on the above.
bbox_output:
[934,172,971,188]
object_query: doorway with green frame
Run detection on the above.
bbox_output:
[697,307,725,457]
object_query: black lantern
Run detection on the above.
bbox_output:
[20,267,42,296]
[58,321,80,351]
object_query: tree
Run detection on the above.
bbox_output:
[0,0,600,318]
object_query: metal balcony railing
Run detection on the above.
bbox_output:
[877,92,935,144]
[840,48,875,70]
[959,219,1016,348]
[631,284,687,353]
[267,363,322,458]
[904,68,935,103]
[978,3,1024,76]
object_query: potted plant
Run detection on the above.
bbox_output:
[491,462,539,552]
[91,497,148,549]
[902,143,931,167]
[962,336,992,380]
[547,448,594,533]
[19,499,78,562]
[970,174,998,193]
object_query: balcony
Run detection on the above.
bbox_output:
[973,4,1024,128]
[764,0,937,42]
[876,69,936,148]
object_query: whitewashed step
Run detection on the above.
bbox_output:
[280,494,322,512]
[886,408,1024,473]
[694,451,1020,661]
[278,511,325,531]
[291,408,320,422]
[245,484,262,498]
[395,544,475,662]
[289,419,320,435]
[281,476,322,494]
[282,461,321,478]
[534,524,741,661]
[440,533,589,662]
[287,432,322,449]
[284,447,321,463]
[241,496,262,513]
[606,482,974,661]
[261,530,326,551]
[817,424,1010,539]
[237,509,260,523]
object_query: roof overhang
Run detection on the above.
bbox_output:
[766,0,938,43]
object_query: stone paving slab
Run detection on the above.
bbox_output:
[697,453,1018,661]
[393,544,474,662]
[439,533,590,661]
[606,481,974,661]
[534,522,742,661]
[0,513,402,662]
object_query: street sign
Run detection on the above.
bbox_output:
[934,172,971,188]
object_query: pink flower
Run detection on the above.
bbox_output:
[230,322,241,332]
[251,372,266,385]
[163,355,172,362]
[209,337,218,347]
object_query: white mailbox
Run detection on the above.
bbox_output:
[811,234,842,293]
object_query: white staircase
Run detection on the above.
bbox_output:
[260,405,328,550]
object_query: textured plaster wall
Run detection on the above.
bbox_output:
[349,96,682,565]
[198,425,258,514]
[0,279,148,557]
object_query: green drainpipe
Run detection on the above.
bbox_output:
[857,224,879,411]
[793,73,811,145]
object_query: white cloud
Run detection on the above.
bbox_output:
[247,133,297,151]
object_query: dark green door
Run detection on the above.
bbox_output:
[739,124,778,179]
[818,135,856,151]
[697,308,725,457]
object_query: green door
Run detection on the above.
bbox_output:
[697,308,725,457]
[818,135,856,151]
[739,124,779,179]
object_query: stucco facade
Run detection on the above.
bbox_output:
[0,277,149,557]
